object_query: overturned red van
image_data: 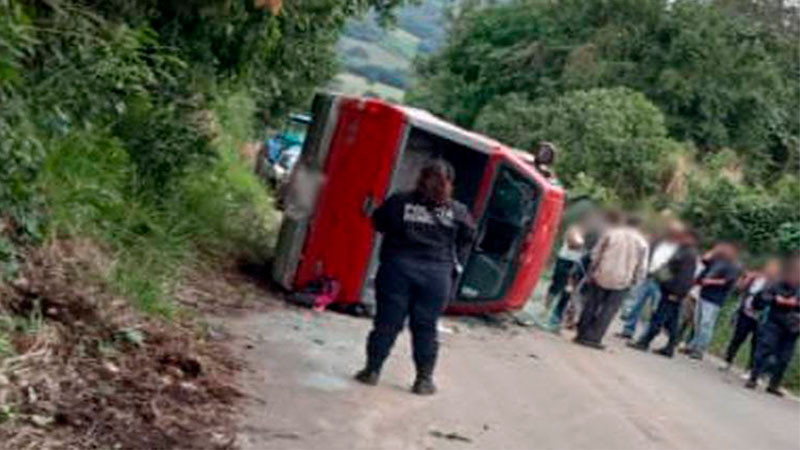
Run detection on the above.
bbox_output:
[272,93,565,314]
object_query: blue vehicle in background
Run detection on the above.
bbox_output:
[257,113,311,187]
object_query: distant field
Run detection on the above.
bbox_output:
[329,73,405,102]
[338,36,410,70]
[383,27,420,60]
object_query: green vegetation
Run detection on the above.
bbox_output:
[475,88,683,202]
[409,0,800,254]
[1,0,404,328]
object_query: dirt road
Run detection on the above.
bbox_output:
[227,305,800,450]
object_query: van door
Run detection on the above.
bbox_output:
[456,164,540,304]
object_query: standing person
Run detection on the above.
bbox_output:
[687,242,742,360]
[563,210,608,329]
[618,220,685,339]
[544,224,585,310]
[677,257,706,351]
[354,160,475,395]
[547,249,588,331]
[574,213,649,349]
[628,230,699,357]
[722,259,781,370]
[746,256,800,396]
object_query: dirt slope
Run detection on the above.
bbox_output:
[227,306,800,450]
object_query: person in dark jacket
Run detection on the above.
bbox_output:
[746,256,800,396]
[687,242,742,360]
[355,159,475,395]
[628,230,699,357]
[721,258,781,371]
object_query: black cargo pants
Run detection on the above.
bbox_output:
[365,257,453,375]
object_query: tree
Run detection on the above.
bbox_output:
[475,88,682,201]
[408,0,800,176]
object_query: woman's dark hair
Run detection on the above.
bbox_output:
[416,159,455,205]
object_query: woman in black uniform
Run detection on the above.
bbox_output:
[355,160,475,395]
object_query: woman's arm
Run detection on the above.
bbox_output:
[371,195,398,233]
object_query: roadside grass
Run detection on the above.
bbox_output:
[35,90,279,317]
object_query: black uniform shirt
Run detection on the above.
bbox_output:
[372,191,476,264]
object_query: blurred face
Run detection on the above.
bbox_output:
[667,220,685,240]
[718,243,738,261]
[679,231,696,247]
[763,259,781,279]
[784,259,800,286]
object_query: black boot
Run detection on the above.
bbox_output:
[653,347,674,358]
[766,385,784,397]
[354,368,380,386]
[411,369,437,396]
[627,341,648,351]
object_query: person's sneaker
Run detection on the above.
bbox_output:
[354,368,380,386]
[744,379,758,390]
[411,375,437,396]
[626,341,647,351]
[766,386,785,397]
[653,347,674,358]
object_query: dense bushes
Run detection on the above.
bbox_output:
[411,0,799,258]
[475,88,682,201]
[409,0,799,176]
[681,172,800,255]
[36,92,278,315]
[0,0,402,313]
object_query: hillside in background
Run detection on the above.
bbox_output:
[329,0,454,102]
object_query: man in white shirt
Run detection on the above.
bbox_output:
[618,221,684,339]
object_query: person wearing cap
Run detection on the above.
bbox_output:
[355,159,475,395]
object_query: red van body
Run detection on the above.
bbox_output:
[272,93,565,314]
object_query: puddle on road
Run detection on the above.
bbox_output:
[301,372,350,392]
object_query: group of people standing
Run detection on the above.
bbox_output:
[546,209,800,396]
